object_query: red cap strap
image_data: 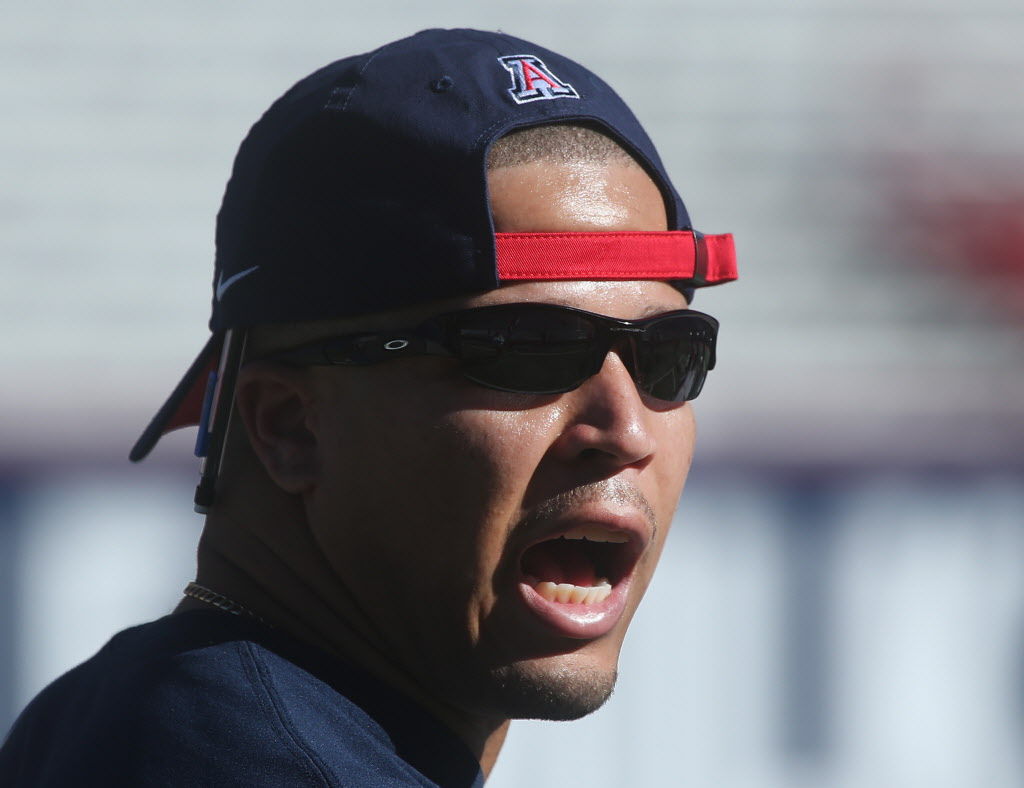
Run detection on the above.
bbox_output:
[495,231,737,285]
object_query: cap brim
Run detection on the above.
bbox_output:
[129,334,222,462]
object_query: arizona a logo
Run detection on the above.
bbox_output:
[498,55,580,104]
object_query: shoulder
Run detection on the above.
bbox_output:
[1,613,330,785]
[1,612,454,787]
[237,638,453,786]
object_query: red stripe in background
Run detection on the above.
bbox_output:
[495,231,737,283]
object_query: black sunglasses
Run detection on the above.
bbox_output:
[261,302,719,403]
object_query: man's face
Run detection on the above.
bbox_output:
[302,157,695,722]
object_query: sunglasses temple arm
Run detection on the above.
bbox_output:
[194,329,247,513]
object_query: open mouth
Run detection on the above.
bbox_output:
[519,524,637,606]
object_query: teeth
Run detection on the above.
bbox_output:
[535,579,612,605]
[560,525,629,543]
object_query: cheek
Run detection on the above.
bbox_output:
[659,405,696,497]
[417,405,566,530]
[307,388,562,578]
[647,404,697,538]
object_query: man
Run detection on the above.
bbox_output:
[1,28,735,785]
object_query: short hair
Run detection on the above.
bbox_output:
[486,123,636,171]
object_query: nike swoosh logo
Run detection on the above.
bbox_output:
[216,265,260,301]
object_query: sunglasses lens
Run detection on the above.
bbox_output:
[453,307,601,394]
[634,313,716,399]
[444,305,715,401]
[635,322,714,401]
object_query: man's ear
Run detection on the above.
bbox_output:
[233,362,320,494]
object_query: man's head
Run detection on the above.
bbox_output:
[132,29,735,731]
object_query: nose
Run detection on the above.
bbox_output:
[548,349,658,469]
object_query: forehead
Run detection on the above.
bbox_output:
[463,279,689,318]
[487,159,669,233]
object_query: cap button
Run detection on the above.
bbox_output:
[430,76,455,93]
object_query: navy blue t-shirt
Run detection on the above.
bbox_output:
[0,610,484,787]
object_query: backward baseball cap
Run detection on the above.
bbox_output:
[131,27,737,465]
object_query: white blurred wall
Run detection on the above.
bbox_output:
[2,2,1023,786]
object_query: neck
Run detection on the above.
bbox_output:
[181,509,510,778]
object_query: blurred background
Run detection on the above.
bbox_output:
[2,1,1022,786]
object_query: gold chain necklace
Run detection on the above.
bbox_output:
[182,582,267,625]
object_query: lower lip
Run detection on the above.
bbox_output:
[517,575,633,639]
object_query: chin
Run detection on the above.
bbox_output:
[480,660,619,721]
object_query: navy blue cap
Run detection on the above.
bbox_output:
[131,28,730,463]
[212,27,694,330]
